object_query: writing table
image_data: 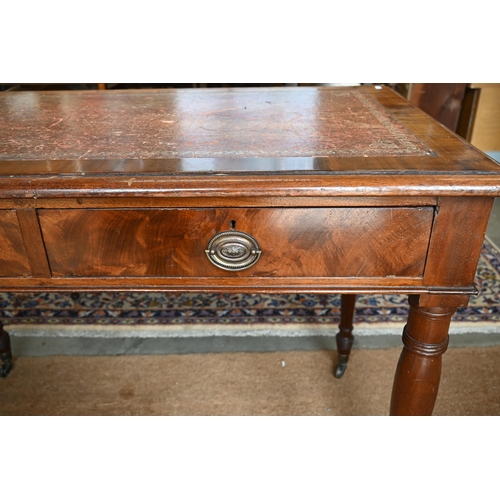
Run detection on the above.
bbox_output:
[1,85,500,415]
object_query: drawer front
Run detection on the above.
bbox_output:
[0,210,31,277]
[38,207,433,278]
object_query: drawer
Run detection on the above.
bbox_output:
[0,210,31,277]
[38,207,434,278]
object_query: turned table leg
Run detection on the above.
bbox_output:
[334,294,356,378]
[390,295,456,416]
[0,323,13,378]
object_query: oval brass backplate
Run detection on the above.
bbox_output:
[205,229,262,271]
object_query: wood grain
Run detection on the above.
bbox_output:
[16,209,51,277]
[390,295,456,415]
[2,174,500,201]
[38,207,433,278]
[0,210,31,277]
[423,197,494,287]
[0,196,438,210]
[0,275,473,294]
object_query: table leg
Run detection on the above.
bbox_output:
[390,295,456,416]
[0,322,13,378]
[334,294,356,378]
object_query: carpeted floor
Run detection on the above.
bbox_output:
[1,346,499,415]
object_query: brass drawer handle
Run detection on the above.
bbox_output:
[205,225,262,271]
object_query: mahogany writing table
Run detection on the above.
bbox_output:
[1,85,500,415]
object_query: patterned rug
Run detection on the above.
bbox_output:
[2,237,500,332]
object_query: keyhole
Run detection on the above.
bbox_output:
[229,220,236,230]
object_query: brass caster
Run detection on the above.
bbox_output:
[0,351,13,378]
[334,353,350,379]
[334,362,347,379]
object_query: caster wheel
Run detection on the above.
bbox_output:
[0,360,12,378]
[0,351,12,378]
[334,363,347,379]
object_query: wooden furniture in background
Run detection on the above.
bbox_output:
[401,83,500,150]
[0,86,499,415]
[407,83,468,132]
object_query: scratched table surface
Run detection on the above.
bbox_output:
[0,86,499,176]
[0,87,431,159]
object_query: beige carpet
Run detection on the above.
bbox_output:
[1,346,500,416]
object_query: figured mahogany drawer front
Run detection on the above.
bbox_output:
[38,207,434,278]
[0,210,31,277]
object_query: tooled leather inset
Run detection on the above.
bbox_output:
[0,88,433,161]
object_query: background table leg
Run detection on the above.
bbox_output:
[334,294,356,378]
[0,323,13,378]
[390,295,456,415]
